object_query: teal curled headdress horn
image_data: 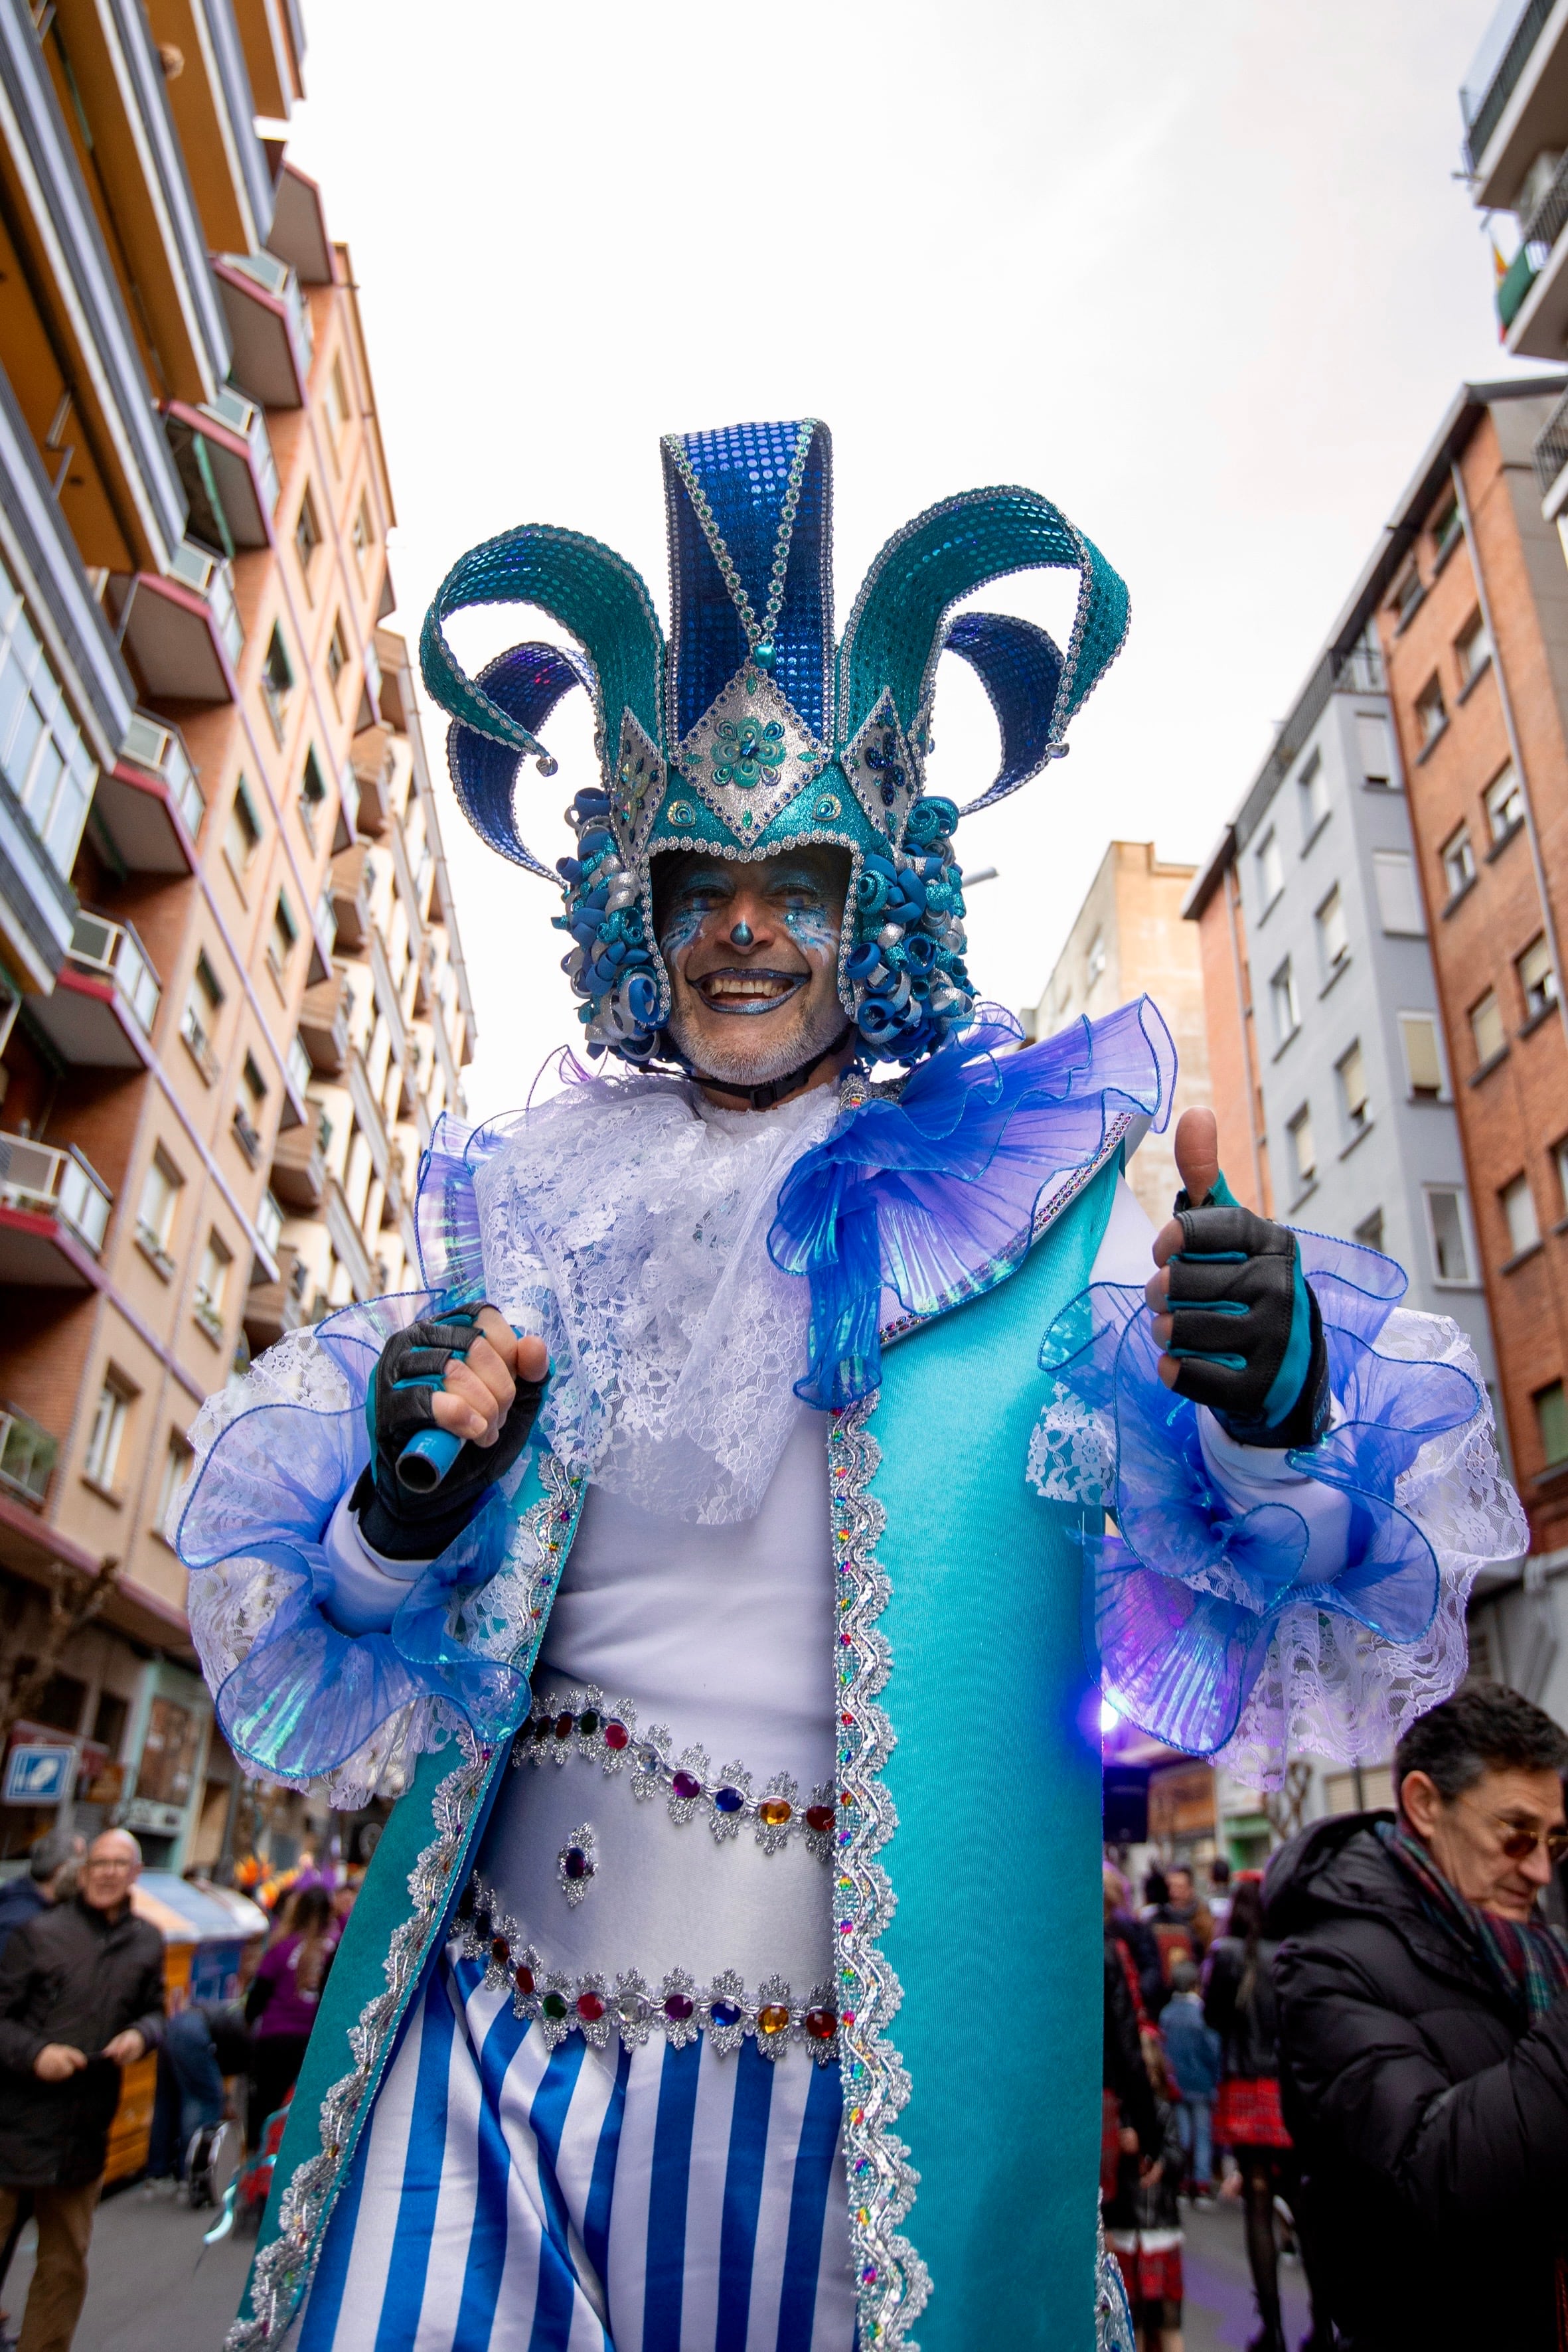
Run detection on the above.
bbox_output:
[420,418,1129,1066]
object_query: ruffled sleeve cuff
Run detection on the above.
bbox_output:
[175,1289,532,1798]
[1029,1227,1528,1787]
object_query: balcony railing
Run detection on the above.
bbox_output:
[257,1188,284,1255]
[201,386,281,515]
[222,250,314,381]
[232,1105,264,1167]
[68,913,161,1038]
[179,1000,220,1085]
[0,1133,113,1255]
[1533,383,1568,492]
[169,540,244,666]
[1462,0,1553,173]
[121,713,204,840]
[0,1403,57,1506]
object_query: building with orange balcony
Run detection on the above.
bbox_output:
[0,0,475,1874]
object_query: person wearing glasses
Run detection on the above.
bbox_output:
[0,1829,165,2352]
[1267,1685,1568,2352]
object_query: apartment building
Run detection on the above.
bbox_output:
[0,0,474,1873]
[1024,840,1211,1229]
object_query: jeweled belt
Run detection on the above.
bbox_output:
[449,1871,840,2063]
[512,1686,836,1859]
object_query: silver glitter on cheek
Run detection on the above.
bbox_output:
[782,903,840,961]
[658,902,709,963]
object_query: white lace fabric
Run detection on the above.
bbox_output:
[1030,1309,1528,1791]
[470,1073,840,1525]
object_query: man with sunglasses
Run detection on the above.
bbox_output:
[1265,1684,1568,2351]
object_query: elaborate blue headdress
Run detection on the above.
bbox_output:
[420,419,1129,1067]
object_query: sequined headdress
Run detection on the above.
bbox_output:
[420,418,1129,1067]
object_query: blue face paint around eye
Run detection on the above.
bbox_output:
[780,901,840,960]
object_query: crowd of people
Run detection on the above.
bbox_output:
[0,1834,355,2352]
[1104,1683,1568,2352]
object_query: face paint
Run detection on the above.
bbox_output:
[659,870,730,964]
[780,900,839,960]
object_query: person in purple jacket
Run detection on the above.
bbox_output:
[244,1888,338,2144]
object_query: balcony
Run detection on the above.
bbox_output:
[214,251,313,408]
[27,913,161,1070]
[329,844,370,951]
[351,732,393,835]
[94,714,204,876]
[1495,143,1568,352]
[165,392,279,554]
[297,969,349,1075]
[270,1112,327,1210]
[232,1103,264,1168]
[256,1187,284,1257]
[266,163,333,287]
[106,544,242,706]
[0,1403,57,1507]
[244,1243,310,1354]
[0,1133,113,1285]
[148,0,276,260]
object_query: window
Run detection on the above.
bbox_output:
[1391,568,1423,627]
[1399,1011,1446,1099]
[1315,885,1350,979]
[326,356,351,467]
[1354,1208,1385,1251]
[1415,677,1447,747]
[1287,1104,1316,1194]
[194,1232,231,1342]
[0,556,97,878]
[1556,1135,1568,1215]
[224,779,260,880]
[269,890,297,979]
[242,1051,267,1107]
[1337,1040,1370,1138]
[1356,712,1394,787]
[262,624,294,744]
[1470,988,1506,1067]
[1486,763,1524,844]
[135,1696,200,1808]
[1441,823,1476,901]
[1298,749,1329,838]
[1456,609,1490,687]
[155,1433,193,1539]
[293,487,320,579]
[326,615,348,694]
[1271,959,1299,1046]
[351,495,372,572]
[1425,1185,1474,1283]
[1501,1172,1541,1259]
[1373,850,1425,935]
[181,951,222,1080]
[135,1149,181,1273]
[83,1377,130,1490]
[1257,830,1284,909]
[299,745,327,842]
[1538,1380,1568,1469]
[1431,495,1463,562]
[1518,935,1559,1022]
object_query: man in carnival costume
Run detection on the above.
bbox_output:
[177,421,1524,2352]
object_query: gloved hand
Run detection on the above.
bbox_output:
[1144,1110,1329,1450]
[350,1304,549,1561]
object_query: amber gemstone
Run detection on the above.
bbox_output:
[663,1993,694,2021]
[554,1711,574,1739]
[805,1805,835,1834]
[490,1936,510,1965]
[758,1799,792,1828]
[542,1990,568,2019]
[576,1992,605,2022]
[671,1770,703,1802]
[514,1964,536,1996]
[757,2004,790,2035]
[805,2007,836,2041]
[604,1720,630,1751]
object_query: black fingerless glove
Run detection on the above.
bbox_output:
[350,1308,548,1562]
[1164,1182,1329,1450]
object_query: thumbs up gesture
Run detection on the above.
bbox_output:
[1143,1110,1328,1449]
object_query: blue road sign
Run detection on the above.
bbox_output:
[2,1744,75,1804]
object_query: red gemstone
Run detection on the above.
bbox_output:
[490,1936,510,1965]
[805,1805,835,1834]
[576,1992,605,2022]
[671,1770,703,1802]
[604,1720,630,1751]
[554,1711,574,1739]
[805,2007,837,2041]
[514,1964,536,1996]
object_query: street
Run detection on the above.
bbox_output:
[4,2181,1312,2352]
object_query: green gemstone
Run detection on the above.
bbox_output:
[542,1991,568,2019]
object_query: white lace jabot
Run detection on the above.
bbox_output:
[471,1075,841,1526]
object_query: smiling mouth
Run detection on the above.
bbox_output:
[693,968,806,1016]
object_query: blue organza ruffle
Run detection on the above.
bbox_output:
[769,998,1176,1407]
[175,1291,530,1781]
[1038,1231,1483,1755]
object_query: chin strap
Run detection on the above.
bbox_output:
[677,1025,856,1113]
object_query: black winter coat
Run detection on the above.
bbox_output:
[1267,1811,1568,2352]
[1104,1936,1158,2159]
[1203,1930,1282,2081]
[0,1893,165,2187]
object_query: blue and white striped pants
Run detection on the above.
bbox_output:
[297,1951,855,2351]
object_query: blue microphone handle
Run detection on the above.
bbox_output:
[394,1308,480,1496]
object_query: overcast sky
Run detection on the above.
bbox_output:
[285,0,1556,1119]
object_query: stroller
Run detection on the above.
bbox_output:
[204,2088,294,2244]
